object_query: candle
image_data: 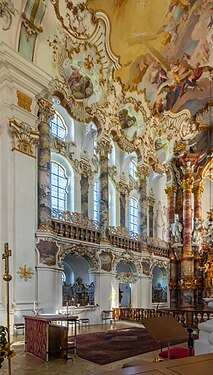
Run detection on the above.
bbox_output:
[33,302,36,311]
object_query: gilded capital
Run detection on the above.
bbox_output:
[137,164,149,180]
[181,177,194,191]
[193,184,204,196]
[165,185,177,198]
[97,137,112,157]
[37,98,54,124]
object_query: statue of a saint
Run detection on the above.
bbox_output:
[192,217,203,244]
[171,214,183,243]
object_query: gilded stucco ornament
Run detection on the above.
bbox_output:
[8,119,39,158]
[116,272,138,284]
[150,260,170,277]
[58,243,99,270]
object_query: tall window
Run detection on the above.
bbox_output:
[129,197,138,233]
[93,181,100,221]
[129,160,138,180]
[51,162,68,211]
[50,112,66,140]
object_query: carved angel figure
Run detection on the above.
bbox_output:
[171,214,183,243]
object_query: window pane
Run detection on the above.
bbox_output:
[129,197,138,233]
[51,162,67,212]
[50,113,66,140]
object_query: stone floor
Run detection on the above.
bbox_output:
[1,322,187,375]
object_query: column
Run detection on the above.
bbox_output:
[193,183,204,308]
[37,98,54,231]
[80,157,91,218]
[179,155,196,308]
[80,175,89,217]
[147,193,155,237]
[118,181,128,228]
[97,136,112,239]
[138,164,149,251]
[165,184,178,308]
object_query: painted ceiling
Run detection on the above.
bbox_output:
[2,0,212,172]
[88,0,213,116]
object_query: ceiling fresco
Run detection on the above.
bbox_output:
[12,0,211,172]
[88,0,213,116]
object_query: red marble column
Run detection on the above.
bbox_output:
[178,153,202,308]
[193,184,204,220]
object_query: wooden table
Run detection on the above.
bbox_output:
[24,314,78,361]
[92,353,213,375]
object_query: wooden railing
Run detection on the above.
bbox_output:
[108,233,140,252]
[51,212,170,257]
[157,308,213,329]
[113,307,213,330]
[52,219,102,243]
[113,307,156,321]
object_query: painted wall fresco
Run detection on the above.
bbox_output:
[88,0,213,117]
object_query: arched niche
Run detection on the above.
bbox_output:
[61,252,96,306]
[116,260,136,308]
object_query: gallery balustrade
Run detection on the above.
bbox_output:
[113,307,213,330]
[51,210,170,257]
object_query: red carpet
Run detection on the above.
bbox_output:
[69,327,186,365]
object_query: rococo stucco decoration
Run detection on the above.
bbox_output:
[8,119,39,158]
[58,243,99,270]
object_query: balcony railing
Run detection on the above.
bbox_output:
[50,210,170,256]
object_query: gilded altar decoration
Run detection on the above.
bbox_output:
[17,91,32,112]
[17,264,34,281]
[8,119,39,158]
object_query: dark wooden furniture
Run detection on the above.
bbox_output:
[24,314,78,361]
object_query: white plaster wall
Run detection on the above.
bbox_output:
[37,267,63,313]
[139,276,152,308]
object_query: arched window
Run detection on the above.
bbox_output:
[129,160,138,180]
[51,162,68,211]
[93,181,100,221]
[129,197,138,233]
[50,112,66,140]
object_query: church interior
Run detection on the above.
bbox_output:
[0,0,212,374]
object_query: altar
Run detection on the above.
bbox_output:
[24,314,78,361]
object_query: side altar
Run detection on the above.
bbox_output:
[24,314,78,361]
